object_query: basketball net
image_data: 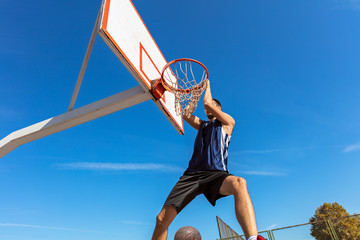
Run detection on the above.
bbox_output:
[161,59,208,117]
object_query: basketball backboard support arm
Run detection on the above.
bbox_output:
[0,86,151,158]
[68,8,101,111]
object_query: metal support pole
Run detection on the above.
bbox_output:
[270,230,275,240]
[68,7,101,111]
[0,86,151,158]
[325,220,339,240]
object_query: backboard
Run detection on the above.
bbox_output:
[98,0,184,134]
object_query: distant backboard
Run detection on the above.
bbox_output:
[98,0,184,134]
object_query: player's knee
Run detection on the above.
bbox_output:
[233,177,247,194]
[156,213,164,226]
[155,206,176,228]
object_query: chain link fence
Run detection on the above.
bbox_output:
[217,214,359,240]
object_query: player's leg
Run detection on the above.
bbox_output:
[219,176,258,240]
[152,205,177,240]
[152,174,200,240]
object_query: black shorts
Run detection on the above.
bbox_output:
[164,171,232,213]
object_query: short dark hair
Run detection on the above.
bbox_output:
[212,98,221,107]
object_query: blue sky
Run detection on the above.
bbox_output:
[1,0,360,239]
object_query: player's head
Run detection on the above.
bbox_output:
[205,98,221,120]
[213,99,221,108]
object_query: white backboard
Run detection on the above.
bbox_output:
[98,0,184,134]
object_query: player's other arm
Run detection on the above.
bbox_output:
[203,80,235,134]
[183,113,202,130]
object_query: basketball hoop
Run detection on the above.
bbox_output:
[152,58,209,117]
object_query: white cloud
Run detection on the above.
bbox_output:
[266,224,277,230]
[334,0,360,9]
[234,145,340,155]
[238,149,284,154]
[343,142,360,153]
[120,220,151,226]
[241,171,287,176]
[0,106,20,118]
[57,162,183,172]
[0,223,106,233]
[350,0,360,8]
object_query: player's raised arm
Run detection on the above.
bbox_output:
[182,107,202,130]
[203,79,235,135]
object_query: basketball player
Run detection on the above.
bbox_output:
[152,79,266,240]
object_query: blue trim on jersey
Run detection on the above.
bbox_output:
[185,119,231,173]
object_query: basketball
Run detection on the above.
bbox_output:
[174,226,202,240]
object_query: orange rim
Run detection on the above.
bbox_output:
[160,58,209,94]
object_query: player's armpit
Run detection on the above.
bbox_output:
[204,102,235,133]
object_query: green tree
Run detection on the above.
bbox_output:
[310,202,360,240]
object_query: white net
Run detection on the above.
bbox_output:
[162,60,208,117]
